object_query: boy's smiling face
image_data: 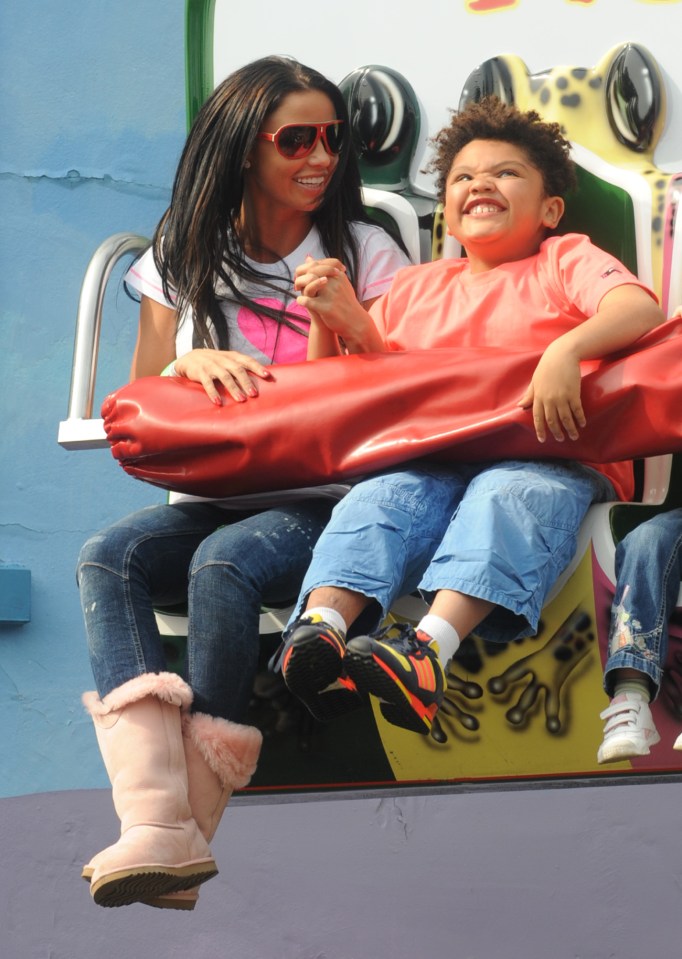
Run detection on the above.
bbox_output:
[444,139,564,273]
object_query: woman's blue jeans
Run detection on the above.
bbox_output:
[77,499,335,720]
[604,508,682,699]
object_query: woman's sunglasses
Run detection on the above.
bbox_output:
[256,121,344,159]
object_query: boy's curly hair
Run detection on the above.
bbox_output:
[427,97,577,202]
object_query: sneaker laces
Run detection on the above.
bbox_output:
[374,622,428,651]
[373,622,412,640]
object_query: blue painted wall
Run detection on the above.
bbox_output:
[0,0,184,794]
[2,2,682,957]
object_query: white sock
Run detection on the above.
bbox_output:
[613,677,651,703]
[417,614,460,667]
[302,606,347,637]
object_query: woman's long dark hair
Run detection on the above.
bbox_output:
[154,55,373,349]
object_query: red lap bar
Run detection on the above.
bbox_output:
[102,317,682,499]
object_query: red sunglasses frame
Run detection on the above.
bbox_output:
[256,121,344,159]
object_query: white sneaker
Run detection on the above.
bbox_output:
[597,693,660,764]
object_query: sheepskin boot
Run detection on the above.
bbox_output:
[83,711,263,911]
[82,672,218,908]
[144,712,263,910]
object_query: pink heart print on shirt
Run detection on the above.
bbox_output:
[236,298,310,364]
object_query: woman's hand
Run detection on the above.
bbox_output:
[294,256,347,302]
[518,341,586,443]
[294,256,357,333]
[294,256,384,354]
[174,349,272,405]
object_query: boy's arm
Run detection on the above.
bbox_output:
[519,284,664,443]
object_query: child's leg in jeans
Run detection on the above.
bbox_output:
[599,508,682,762]
[280,465,468,721]
[345,460,610,737]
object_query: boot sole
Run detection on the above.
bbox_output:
[144,891,198,910]
[91,859,217,908]
[83,865,198,910]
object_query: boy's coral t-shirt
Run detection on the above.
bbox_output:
[369,233,658,501]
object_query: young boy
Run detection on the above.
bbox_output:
[280,98,663,738]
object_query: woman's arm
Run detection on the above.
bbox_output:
[130,295,178,380]
[307,316,343,359]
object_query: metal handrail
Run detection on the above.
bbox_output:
[58,233,149,449]
[66,232,149,420]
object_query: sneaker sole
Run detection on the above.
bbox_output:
[597,731,661,764]
[345,645,435,735]
[283,631,360,722]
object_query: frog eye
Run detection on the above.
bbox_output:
[458,57,515,111]
[605,43,663,153]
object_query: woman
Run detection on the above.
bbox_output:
[77,55,410,910]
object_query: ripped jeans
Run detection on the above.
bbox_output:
[604,508,682,699]
[77,499,335,720]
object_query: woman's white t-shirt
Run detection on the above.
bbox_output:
[124,221,411,508]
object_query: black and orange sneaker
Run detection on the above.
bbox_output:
[281,615,362,722]
[344,623,446,736]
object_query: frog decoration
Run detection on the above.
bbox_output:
[432,42,679,311]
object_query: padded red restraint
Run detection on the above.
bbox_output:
[102,317,682,499]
